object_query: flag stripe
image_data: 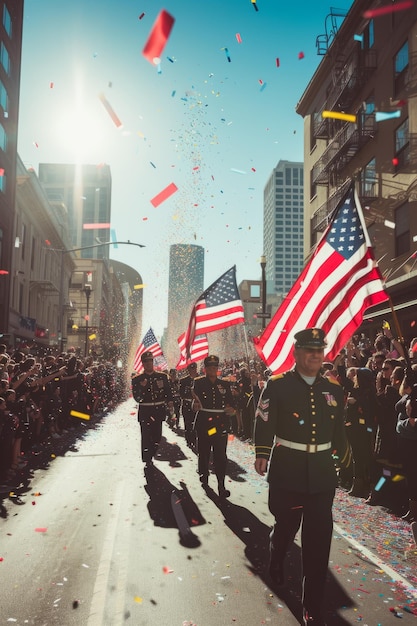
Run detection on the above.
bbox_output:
[257,185,388,374]
[133,327,164,373]
[176,332,209,369]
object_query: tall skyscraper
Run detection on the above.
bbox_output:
[0,1,24,337]
[263,160,304,296]
[38,163,112,259]
[166,243,204,365]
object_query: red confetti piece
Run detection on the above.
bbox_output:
[236,33,242,43]
[32,501,36,505]
[298,51,305,59]
[0,270,9,275]
[392,157,399,166]
[45,239,51,246]
[258,79,263,85]
[142,217,148,221]
[150,182,178,207]
[0,557,3,561]
[35,527,47,533]
[83,223,111,229]
[98,93,122,128]
[276,58,280,67]
[364,1,413,18]
[162,566,173,574]
[142,9,175,65]
[49,82,54,89]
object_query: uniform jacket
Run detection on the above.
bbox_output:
[192,376,235,436]
[255,369,351,494]
[131,371,173,408]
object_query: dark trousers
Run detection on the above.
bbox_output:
[196,431,228,485]
[138,407,165,463]
[182,404,196,447]
[268,487,335,618]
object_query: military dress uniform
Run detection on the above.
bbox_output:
[255,331,351,624]
[131,359,173,465]
[179,367,197,448]
[192,356,235,496]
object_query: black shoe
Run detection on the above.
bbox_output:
[303,610,327,625]
[200,475,209,489]
[268,558,285,586]
[218,488,230,499]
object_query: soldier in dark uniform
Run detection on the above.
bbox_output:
[179,362,198,449]
[192,355,236,498]
[131,351,173,468]
[254,328,352,626]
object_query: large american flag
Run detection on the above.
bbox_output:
[176,332,209,370]
[182,266,245,358]
[133,327,165,373]
[255,185,388,374]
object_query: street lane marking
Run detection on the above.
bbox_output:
[333,522,417,599]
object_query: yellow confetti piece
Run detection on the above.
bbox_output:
[134,596,143,603]
[70,410,91,420]
[51,454,56,458]
[322,110,356,123]
[88,333,96,340]
[208,427,217,436]
[392,474,405,482]
[134,284,146,290]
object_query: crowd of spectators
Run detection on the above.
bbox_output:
[0,343,128,492]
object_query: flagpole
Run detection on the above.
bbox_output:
[387,296,412,369]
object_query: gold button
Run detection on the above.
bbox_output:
[312,430,316,435]
[312,423,316,427]
[311,438,316,442]
[312,411,316,415]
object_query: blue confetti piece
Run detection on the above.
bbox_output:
[375,110,401,122]
[224,47,231,62]
[171,90,176,97]
[374,477,386,492]
[260,82,267,92]
[110,229,118,249]
[354,34,364,42]
[167,56,174,63]
[299,420,304,425]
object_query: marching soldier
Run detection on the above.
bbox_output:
[131,352,173,468]
[179,362,198,449]
[192,355,235,498]
[254,328,352,626]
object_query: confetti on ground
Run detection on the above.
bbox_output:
[322,110,356,123]
[150,182,178,207]
[142,9,175,65]
[35,527,47,533]
[134,596,143,603]
[163,566,173,574]
[364,1,414,18]
[70,410,91,421]
[98,93,122,128]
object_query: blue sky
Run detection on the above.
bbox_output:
[18,0,354,338]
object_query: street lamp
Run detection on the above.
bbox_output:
[83,284,92,357]
[260,255,267,330]
[54,240,145,352]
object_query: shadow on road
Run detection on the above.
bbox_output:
[154,435,188,467]
[144,464,205,548]
[204,492,354,625]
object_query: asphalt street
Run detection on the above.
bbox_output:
[0,400,416,625]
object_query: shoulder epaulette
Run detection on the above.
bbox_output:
[327,377,341,386]
[270,373,285,381]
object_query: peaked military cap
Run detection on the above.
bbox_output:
[141,351,154,362]
[294,328,326,349]
[204,355,219,367]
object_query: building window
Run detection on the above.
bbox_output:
[361,157,377,197]
[394,40,409,95]
[395,117,409,167]
[31,237,36,270]
[0,173,5,193]
[361,19,374,49]
[0,79,8,111]
[285,168,291,185]
[395,203,410,256]
[310,170,317,200]
[0,122,6,152]
[0,42,10,76]
[3,5,11,37]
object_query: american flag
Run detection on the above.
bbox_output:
[182,266,245,358]
[255,185,388,374]
[133,327,165,373]
[176,333,209,370]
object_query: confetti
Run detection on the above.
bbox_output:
[142,10,175,65]
[354,34,364,42]
[138,12,145,20]
[208,427,217,436]
[134,284,145,290]
[35,527,48,533]
[364,1,414,18]
[83,223,110,229]
[298,51,305,59]
[374,476,386,491]
[236,33,242,43]
[150,182,178,207]
[134,596,143,603]
[375,111,401,122]
[276,57,280,67]
[251,0,259,11]
[224,47,231,62]
[98,93,122,128]
[322,110,356,123]
[70,410,91,421]
[0,270,9,275]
